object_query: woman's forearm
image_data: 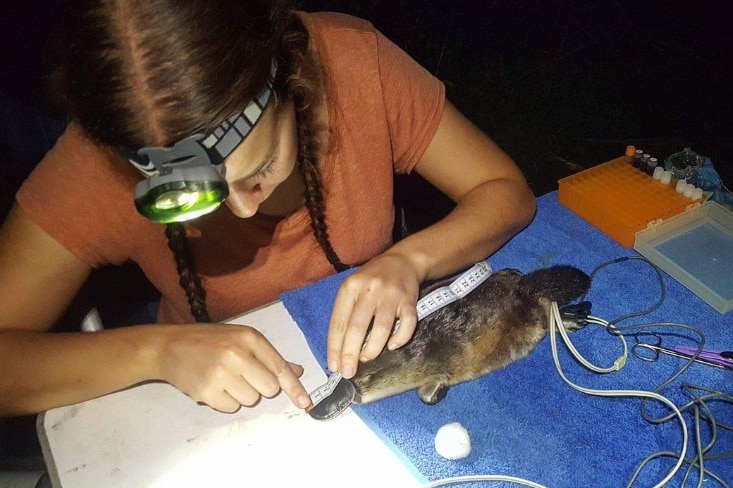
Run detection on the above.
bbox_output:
[0,326,158,416]
[386,176,536,283]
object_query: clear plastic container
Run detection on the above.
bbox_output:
[634,201,733,314]
[664,147,705,186]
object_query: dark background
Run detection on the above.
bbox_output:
[300,0,732,196]
[1,0,732,204]
[1,0,731,473]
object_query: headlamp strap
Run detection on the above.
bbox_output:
[129,60,278,176]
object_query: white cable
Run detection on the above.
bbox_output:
[548,302,688,488]
[554,314,628,373]
[423,474,548,488]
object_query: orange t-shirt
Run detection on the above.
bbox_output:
[16,12,445,323]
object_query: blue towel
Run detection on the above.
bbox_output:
[281,192,732,487]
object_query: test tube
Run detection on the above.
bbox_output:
[634,149,644,168]
[652,166,664,180]
[683,183,695,198]
[675,179,687,193]
[647,157,658,176]
[641,153,651,173]
[691,187,703,201]
[660,170,672,185]
[625,145,636,164]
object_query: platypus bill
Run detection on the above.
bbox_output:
[351,265,591,405]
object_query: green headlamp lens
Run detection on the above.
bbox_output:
[129,60,277,223]
[135,179,229,224]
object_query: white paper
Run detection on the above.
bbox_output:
[39,303,424,488]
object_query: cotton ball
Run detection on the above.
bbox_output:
[434,422,471,460]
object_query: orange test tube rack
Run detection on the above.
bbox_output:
[557,157,701,247]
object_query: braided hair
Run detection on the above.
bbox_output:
[164,224,211,323]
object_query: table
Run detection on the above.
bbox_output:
[279,192,733,487]
[39,192,733,487]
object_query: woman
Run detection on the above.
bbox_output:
[0,0,535,415]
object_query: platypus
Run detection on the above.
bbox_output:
[351,265,591,405]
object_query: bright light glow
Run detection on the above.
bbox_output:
[154,190,201,210]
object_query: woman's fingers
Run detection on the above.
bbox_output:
[206,390,245,414]
[288,361,304,378]
[220,379,262,410]
[256,351,312,408]
[206,358,310,412]
[158,324,312,411]
[387,304,418,351]
[246,336,312,408]
[328,256,421,379]
[359,307,397,362]
[327,287,357,374]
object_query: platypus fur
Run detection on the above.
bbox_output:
[351,265,591,405]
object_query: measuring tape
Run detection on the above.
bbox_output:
[415,261,493,320]
[309,371,344,408]
[308,261,493,409]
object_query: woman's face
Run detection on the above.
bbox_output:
[221,100,300,218]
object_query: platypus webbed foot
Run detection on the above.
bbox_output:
[418,382,449,405]
[562,318,586,333]
[558,300,592,332]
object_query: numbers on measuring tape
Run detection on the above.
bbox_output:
[309,372,343,407]
[416,261,492,320]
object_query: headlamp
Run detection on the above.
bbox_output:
[128,61,277,224]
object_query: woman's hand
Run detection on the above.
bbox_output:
[153,323,313,413]
[327,253,421,378]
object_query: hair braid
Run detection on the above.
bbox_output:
[165,223,211,323]
[279,10,350,274]
[294,104,350,273]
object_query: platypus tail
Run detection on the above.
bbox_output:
[518,265,590,305]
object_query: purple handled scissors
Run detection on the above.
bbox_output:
[674,345,733,369]
[632,332,733,370]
